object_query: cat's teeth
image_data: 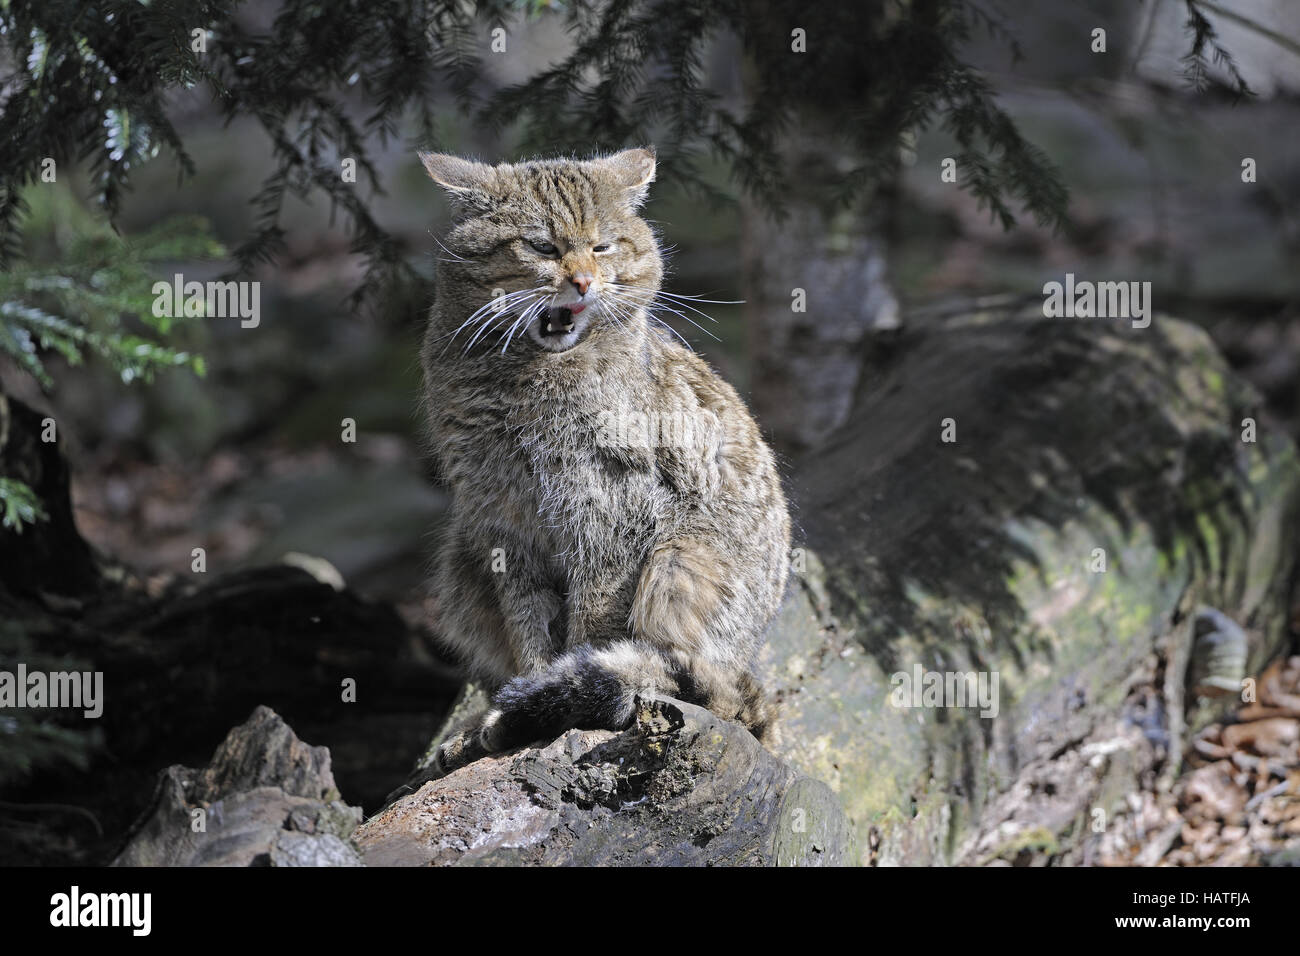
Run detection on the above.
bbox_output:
[543,309,575,335]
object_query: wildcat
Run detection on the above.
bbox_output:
[418,147,790,774]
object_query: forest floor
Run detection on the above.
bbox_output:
[1098,654,1300,866]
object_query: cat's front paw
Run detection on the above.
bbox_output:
[432,709,501,776]
[433,731,478,776]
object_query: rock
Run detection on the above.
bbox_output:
[382,681,490,808]
[355,696,850,866]
[113,706,363,867]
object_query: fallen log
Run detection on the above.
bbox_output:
[755,312,1300,864]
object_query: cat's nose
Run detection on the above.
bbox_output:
[570,273,594,296]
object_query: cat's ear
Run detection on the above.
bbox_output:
[602,147,656,207]
[418,152,495,211]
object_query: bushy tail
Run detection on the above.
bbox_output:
[433,640,773,775]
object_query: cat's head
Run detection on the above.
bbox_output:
[420,148,663,355]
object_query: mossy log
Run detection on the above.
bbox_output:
[756,313,1299,864]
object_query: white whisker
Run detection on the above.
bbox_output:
[502,295,552,354]
[612,289,721,341]
[466,292,543,352]
[432,288,544,356]
[429,232,470,263]
[655,291,743,305]
[612,284,731,326]
[602,290,692,350]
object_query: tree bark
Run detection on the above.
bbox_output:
[738,117,900,457]
[741,190,899,456]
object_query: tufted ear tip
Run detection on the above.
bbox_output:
[418,152,493,193]
[599,147,656,209]
[419,152,498,216]
[606,147,656,189]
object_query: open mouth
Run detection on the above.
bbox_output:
[539,303,586,338]
[530,302,592,351]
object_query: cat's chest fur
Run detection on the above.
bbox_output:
[443,359,668,570]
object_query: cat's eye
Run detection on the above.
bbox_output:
[528,239,558,256]
[593,243,611,253]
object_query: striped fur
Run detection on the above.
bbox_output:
[418,148,791,775]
